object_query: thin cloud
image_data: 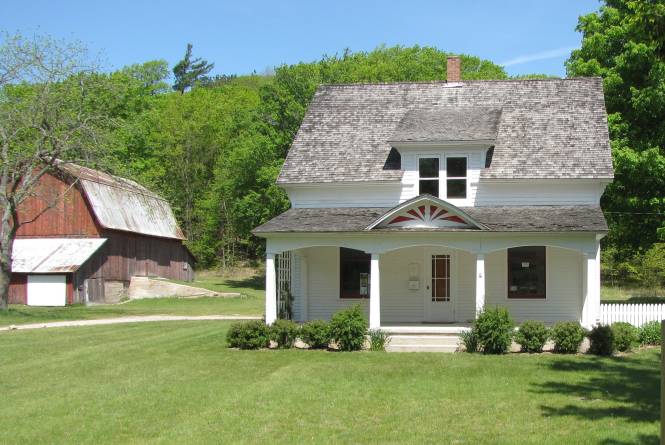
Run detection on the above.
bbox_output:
[500,46,577,67]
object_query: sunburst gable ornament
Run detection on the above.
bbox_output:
[385,203,470,228]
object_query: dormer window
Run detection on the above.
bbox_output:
[418,157,439,196]
[446,157,467,199]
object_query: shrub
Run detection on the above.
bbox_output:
[474,307,514,354]
[329,305,368,351]
[269,319,300,349]
[638,320,661,346]
[514,320,549,353]
[226,320,269,350]
[301,320,331,349]
[551,322,586,354]
[588,324,614,356]
[460,328,479,353]
[368,329,391,351]
[611,322,638,352]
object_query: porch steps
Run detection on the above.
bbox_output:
[386,334,461,353]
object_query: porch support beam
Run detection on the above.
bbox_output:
[582,242,601,329]
[369,253,381,329]
[265,252,277,325]
[475,253,485,316]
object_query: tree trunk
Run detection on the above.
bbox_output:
[0,239,11,310]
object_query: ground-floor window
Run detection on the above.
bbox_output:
[507,246,546,299]
[339,247,370,299]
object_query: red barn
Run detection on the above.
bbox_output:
[9,163,194,306]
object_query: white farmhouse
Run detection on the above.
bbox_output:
[254,57,613,340]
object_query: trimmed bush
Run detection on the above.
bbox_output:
[226,320,269,350]
[460,328,479,353]
[514,320,549,353]
[301,320,331,349]
[638,320,661,346]
[368,329,391,351]
[474,307,514,354]
[269,319,300,349]
[329,305,368,351]
[588,324,614,356]
[611,322,638,352]
[551,322,586,354]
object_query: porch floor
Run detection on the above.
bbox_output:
[380,323,472,334]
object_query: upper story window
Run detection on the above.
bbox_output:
[446,157,467,199]
[418,157,439,196]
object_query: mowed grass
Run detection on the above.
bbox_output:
[0,321,659,445]
[0,270,264,327]
[601,285,665,304]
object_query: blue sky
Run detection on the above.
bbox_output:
[2,0,600,77]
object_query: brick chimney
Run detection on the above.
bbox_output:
[447,56,461,82]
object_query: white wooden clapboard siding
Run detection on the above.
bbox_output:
[484,247,583,324]
[600,304,665,327]
[379,247,425,322]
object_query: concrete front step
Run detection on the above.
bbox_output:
[386,334,461,353]
[387,344,459,353]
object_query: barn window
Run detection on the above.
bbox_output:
[507,246,546,299]
[340,248,370,299]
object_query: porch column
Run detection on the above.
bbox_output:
[582,243,601,329]
[475,253,485,316]
[369,253,381,329]
[265,252,277,325]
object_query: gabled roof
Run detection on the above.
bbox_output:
[366,195,488,230]
[277,78,613,184]
[59,163,185,240]
[389,107,501,143]
[11,238,107,273]
[253,205,608,234]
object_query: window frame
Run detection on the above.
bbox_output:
[444,155,468,200]
[417,155,441,197]
[506,246,547,300]
[339,247,371,299]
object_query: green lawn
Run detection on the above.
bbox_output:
[0,271,264,327]
[601,285,665,304]
[0,321,659,444]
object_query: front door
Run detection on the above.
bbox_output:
[425,249,454,322]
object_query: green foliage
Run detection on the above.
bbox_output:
[328,305,368,351]
[368,329,391,352]
[473,307,514,354]
[460,329,479,353]
[551,322,586,354]
[611,322,638,352]
[268,319,300,349]
[514,320,549,353]
[567,0,665,260]
[226,320,269,349]
[173,43,214,94]
[639,243,665,293]
[300,320,331,349]
[588,324,615,356]
[638,320,661,345]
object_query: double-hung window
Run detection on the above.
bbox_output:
[446,157,467,199]
[340,248,370,299]
[418,157,439,196]
[507,246,546,299]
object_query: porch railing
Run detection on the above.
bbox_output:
[599,303,665,327]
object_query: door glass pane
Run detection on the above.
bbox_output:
[447,157,467,177]
[419,158,439,178]
[431,255,450,302]
[419,179,439,197]
[447,179,466,198]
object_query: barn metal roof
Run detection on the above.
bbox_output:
[11,238,107,273]
[59,163,186,240]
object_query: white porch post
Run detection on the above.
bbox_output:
[265,252,277,325]
[582,243,601,329]
[369,253,381,329]
[475,253,485,316]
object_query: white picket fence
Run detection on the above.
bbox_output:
[599,304,665,327]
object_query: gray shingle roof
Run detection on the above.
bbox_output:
[389,107,502,143]
[253,205,608,234]
[277,78,613,184]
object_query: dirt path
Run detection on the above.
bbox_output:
[0,315,262,332]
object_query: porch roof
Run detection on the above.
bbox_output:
[252,205,608,235]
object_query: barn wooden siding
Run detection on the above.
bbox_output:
[16,173,101,238]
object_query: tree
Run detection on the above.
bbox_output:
[172,43,214,94]
[0,33,113,309]
[567,0,665,259]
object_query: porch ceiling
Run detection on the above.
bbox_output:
[253,205,608,235]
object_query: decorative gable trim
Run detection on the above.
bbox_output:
[365,195,488,230]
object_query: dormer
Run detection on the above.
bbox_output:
[388,107,500,207]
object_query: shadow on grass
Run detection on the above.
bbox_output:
[531,352,660,444]
[224,273,265,291]
[600,435,659,445]
[603,296,665,304]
